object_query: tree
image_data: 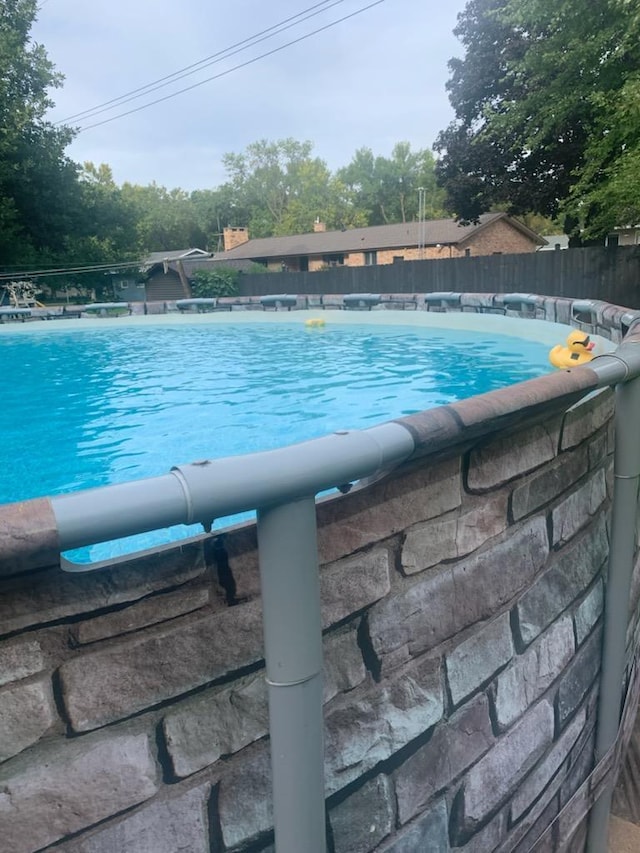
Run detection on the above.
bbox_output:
[0,0,79,266]
[434,0,640,239]
[221,138,365,237]
[338,143,446,226]
[120,182,207,250]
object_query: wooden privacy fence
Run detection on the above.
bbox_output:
[237,245,640,306]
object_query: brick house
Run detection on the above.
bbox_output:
[217,213,545,272]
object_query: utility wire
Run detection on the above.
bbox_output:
[74,0,386,133]
[57,0,344,125]
[0,260,145,281]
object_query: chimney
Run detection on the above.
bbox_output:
[313,218,326,233]
[223,226,249,252]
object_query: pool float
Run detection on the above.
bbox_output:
[305,318,325,328]
[549,330,595,368]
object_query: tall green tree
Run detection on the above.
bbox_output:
[120,182,207,250]
[434,0,640,239]
[0,0,79,266]
[338,143,446,226]
[221,138,364,237]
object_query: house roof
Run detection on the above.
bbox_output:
[177,257,256,278]
[143,248,210,266]
[537,234,569,251]
[218,213,545,260]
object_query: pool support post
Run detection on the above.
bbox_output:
[46,422,417,850]
[257,497,326,852]
[587,343,640,853]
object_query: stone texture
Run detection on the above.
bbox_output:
[493,616,575,731]
[218,744,272,848]
[560,388,614,451]
[467,424,557,492]
[402,494,508,574]
[551,469,607,547]
[60,600,263,732]
[0,497,59,576]
[377,798,450,852]
[325,655,443,794]
[450,374,596,446]
[588,430,608,470]
[515,515,608,647]
[315,456,461,566]
[575,581,604,646]
[556,628,602,728]
[0,730,159,853]
[510,447,588,522]
[0,637,45,687]
[454,811,505,853]
[70,585,210,645]
[61,783,210,853]
[395,695,494,825]
[0,676,57,761]
[320,547,392,628]
[446,614,514,707]
[510,708,585,823]
[510,795,558,853]
[163,671,268,778]
[0,541,206,636]
[457,699,555,837]
[330,775,394,853]
[162,628,364,779]
[323,627,367,702]
[370,516,548,672]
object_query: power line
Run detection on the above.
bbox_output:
[57,0,344,125]
[0,260,144,281]
[74,0,386,133]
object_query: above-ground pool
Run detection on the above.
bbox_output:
[1,313,568,560]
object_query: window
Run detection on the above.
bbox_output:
[299,257,309,272]
[464,248,471,257]
[392,255,404,263]
[322,254,344,267]
[606,234,619,248]
[364,251,377,266]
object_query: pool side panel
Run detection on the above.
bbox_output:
[1,294,639,852]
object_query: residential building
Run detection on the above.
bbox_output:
[217,213,545,272]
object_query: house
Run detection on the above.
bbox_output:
[537,234,569,251]
[114,249,255,302]
[217,213,545,272]
[606,226,640,247]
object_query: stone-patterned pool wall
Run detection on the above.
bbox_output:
[1,295,639,853]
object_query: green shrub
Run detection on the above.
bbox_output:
[191,267,240,298]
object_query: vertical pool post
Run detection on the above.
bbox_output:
[256,496,326,853]
[587,375,640,853]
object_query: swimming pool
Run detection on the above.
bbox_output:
[1,318,556,559]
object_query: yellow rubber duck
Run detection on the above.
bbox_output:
[549,330,595,368]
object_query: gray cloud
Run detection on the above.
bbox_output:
[33,0,468,190]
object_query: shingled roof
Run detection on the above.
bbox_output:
[217,213,544,260]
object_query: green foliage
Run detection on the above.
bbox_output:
[220,138,366,237]
[435,0,640,238]
[338,143,447,225]
[191,267,239,298]
[0,0,78,265]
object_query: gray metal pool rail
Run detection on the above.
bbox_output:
[4,335,640,851]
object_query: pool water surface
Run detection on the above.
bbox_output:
[1,322,552,560]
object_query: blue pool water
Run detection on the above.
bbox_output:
[0,323,552,561]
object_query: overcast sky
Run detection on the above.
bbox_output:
[33,0,469,192]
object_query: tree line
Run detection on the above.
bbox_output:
[2,0,638,296]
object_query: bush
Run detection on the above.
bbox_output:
[191,267,240,298]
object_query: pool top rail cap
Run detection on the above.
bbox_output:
[49,421,415,555]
